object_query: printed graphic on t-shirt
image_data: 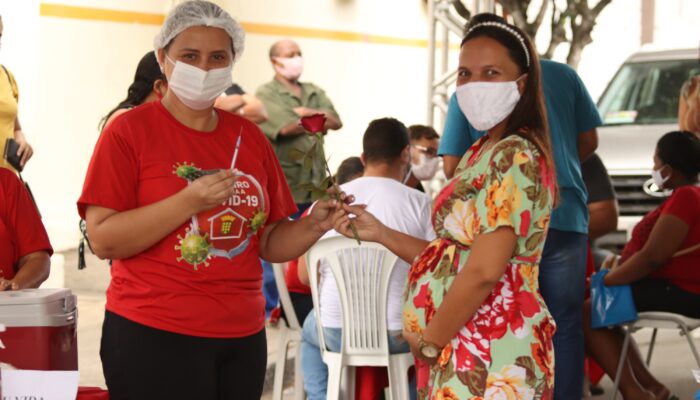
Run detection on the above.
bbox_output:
[172,162,267,270]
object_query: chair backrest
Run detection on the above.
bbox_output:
[306,236,400,360]
[271,262,301,330]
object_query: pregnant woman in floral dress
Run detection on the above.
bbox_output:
[335,17,557,399]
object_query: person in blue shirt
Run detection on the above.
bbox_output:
[438,13,601,399]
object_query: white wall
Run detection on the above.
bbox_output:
[2,0,697,251]
[227,0,437,175]
[2,0,169,250]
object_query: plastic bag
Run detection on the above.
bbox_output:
[590,269,638,328]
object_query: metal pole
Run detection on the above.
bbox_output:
[427,0,438,125]
[439,19,450,128]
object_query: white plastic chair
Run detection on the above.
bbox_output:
[306,236,414,400]
[271,262,305,400]
[612,312,700,400]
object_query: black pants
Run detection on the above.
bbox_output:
[100,311,267,400]
[632,278,700,318]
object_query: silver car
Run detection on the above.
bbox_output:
[596,47,699,248]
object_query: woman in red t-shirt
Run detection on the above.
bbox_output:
[0,169,52,290]
[583,131,700,400]
[77,2,345,399]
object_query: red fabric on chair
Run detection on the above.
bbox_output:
[77,386,109,400]
[355,366,389,400]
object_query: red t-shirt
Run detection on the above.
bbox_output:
[621,186,700,293]
[285,208,312,295]
[0,169,53,278]
[284,259,311,295]
[77,101,296,338]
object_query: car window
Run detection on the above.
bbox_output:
[598,59,700,125]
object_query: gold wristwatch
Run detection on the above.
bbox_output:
[418,335,442,360]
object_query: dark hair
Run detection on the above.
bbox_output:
[461,13,556,190]
[657,131,700,181]
[465,13,507,32]
[335,156,364,185]
[99,51,165,130]
[408,124,440,141]
[362,118,410,164]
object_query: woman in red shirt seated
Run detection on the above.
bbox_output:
[583,130,700,400]
[0,169,52,290]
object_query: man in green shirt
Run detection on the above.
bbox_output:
[256,39,342,214]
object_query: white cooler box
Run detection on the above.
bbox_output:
[0,288,77,370]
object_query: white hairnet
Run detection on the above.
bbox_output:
[154,1,245,61]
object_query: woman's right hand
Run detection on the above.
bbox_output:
[182,169,238,214]
[334,203,384,242]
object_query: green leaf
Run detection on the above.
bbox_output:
[457,356,487,396]
[438,359,456,386]
[519,161,538,184]
[320,176,334,190]
[497,147,517,173]
[288,148,306,161]
[515,356,538,387]
[453,180,472,199]
[311,189,328,201]
[308,140,318,152]
[525,231,545,251]
[303,155,314,172]
[538,187,550,209]
[524,185,539,202]
[433,254,454,280]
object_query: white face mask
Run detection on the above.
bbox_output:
[166,56,232,110]
[411,153,441,181]
[651,165,670,189]
[456,76,524,131]
[274,56,303,80]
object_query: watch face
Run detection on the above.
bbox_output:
[421,344,439,358]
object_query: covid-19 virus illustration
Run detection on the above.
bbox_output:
[175,227,211,270]
[173,162,203,181]
[249,210,267,234]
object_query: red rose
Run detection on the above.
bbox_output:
[300,113,327,133]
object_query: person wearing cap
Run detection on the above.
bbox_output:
[77,2,346,398]
[437,13,602,399]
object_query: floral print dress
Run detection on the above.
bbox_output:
[403,134,556,400]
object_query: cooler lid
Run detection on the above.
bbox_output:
[0,288,73,306]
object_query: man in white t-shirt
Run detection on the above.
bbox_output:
[300,118,435,400]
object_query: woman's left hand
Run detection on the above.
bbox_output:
[403,330,437,365]
[307,187,355,233]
